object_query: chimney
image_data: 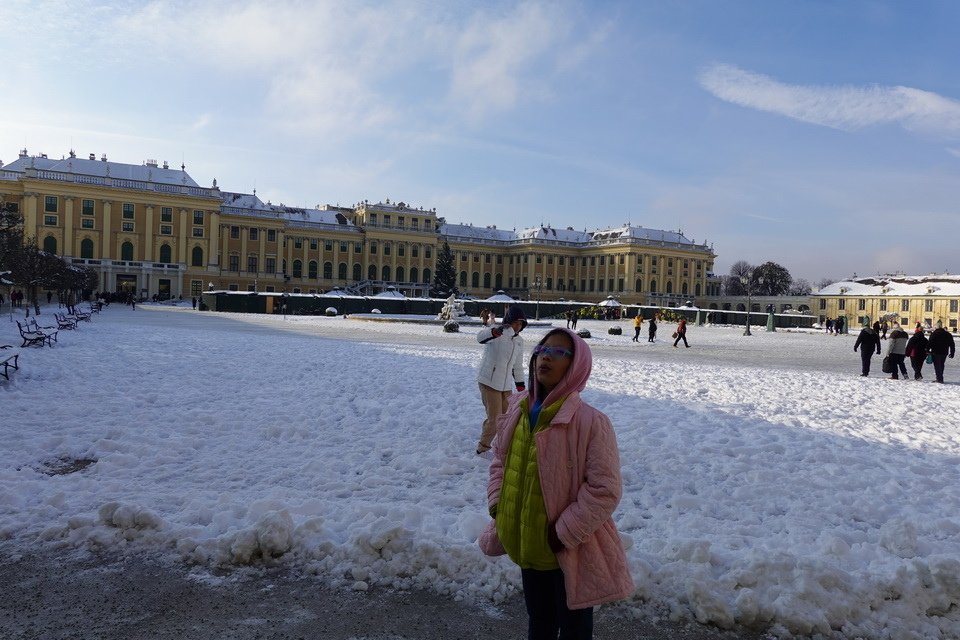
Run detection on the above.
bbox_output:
[89,153,96,160]
[145,159,158,167]
[101,154,107,162]
[162,161,169,169]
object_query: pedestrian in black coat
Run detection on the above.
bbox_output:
[928,322,956,383]
[853,324,881,376]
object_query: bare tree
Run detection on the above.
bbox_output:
[815,277,835,291]
[724,260,754,296]
[789,278,812,296]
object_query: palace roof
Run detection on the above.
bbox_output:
[817,274,960,296]
[2,150,202,188]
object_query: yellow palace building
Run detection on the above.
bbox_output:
[813,274,960,332]
[0,148,717,305]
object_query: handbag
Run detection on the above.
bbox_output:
[672,331,678,339]
[926,353,934,364]
[881,356,892,374]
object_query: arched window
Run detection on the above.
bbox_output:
[338,263,347,280]
[666,281,673,294]
[368,264,377,280]
[695,283,701,296]
[353,263,362,281]
[682,282,688,295]
[650,279,657,293]
[395,266,405,282]
[121,241,134,261]
[159,244,172,263]
[324,261,334,279]
[80,238,94,259]
[460,271,467,287]
[635,278,642,292]
[410,267,418,283]
[43,236,57,255]
[423,268,431,283]
[495,274,502,289]
[192,246,203,267]
[293,260,303,278]
[308,260,318,279]
[381,265,391,281]
[472,272,480,288]
[483,273,491,288]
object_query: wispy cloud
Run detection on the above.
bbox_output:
[699,63,960,136]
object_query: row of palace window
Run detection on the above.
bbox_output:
[42,235,205,266]
[820,298,960,313]
[43,215,202,238]
[43,196,201,224]
[228,227,436,260]
[225,255,433,284]
[364,213,432,231]
[459,252,706,271]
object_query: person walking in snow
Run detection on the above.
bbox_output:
[854,322,881,376]
[673,317,689,348]
[632,314,643,342]
[905,326,929,380]
[479,328,633,639]
[928,321,956,384]
[475,305,527,455]
[648,314,658,342]
[885,323,909,380]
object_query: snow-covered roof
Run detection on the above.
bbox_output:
[590,226,695,245]
[439,223,705,248]
[484,291,515,302]
[817,274,960,296]
[439,223,517,242]
[2,152,202,188]
[372,287,405,298]
[220,191,354,226]
[516,226,591,243]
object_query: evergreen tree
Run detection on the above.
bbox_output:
[430,241,457,297]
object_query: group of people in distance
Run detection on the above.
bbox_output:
[854,320,956,383]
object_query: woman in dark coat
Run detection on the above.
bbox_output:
[648,315,657,343]
[905,327,929,380]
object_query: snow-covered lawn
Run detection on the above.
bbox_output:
[2,304,959,639]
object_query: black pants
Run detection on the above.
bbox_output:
[633,327,640,341]
[860,350,874,375]
[932,353,948,383]
[673,333,688,347]
[910,355,925,379]
[521,568,593,640]
[889,353,907,378]
[648,328,656,342]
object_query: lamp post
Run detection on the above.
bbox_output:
[534,275,543,320]
[740,272,763,336]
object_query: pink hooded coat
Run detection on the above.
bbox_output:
[478,328,634,609]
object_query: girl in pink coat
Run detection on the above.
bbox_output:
[479,328,633,639]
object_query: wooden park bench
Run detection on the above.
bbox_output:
[0,345,19,380]
[55,313,79,330]
[17,320,56,347]
[70,308,92,322]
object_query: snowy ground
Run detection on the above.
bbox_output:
[2,303,959,639]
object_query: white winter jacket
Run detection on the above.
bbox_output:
[476,326,525,392]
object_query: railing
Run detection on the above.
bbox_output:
[8,168,220,199]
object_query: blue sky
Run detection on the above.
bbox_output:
[2,0,959,284]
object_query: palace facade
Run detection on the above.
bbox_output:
[814,274,960,331]
[0,149,718,304]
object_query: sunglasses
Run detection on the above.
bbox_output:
[533,345,573,359]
